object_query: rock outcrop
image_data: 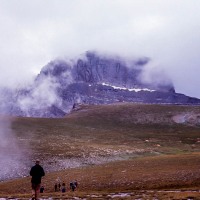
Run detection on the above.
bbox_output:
[0,51,200,117]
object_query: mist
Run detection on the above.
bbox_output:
[0,0,200,98]
[17,76,62,116]
[0,0,200,181]
[0,117,30,181]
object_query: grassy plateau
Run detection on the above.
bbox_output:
[0,103,200,199]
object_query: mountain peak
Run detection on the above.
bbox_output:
[0,52,199,118]
[39,51,174,92]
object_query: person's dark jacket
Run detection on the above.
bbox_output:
[30,164,45,184]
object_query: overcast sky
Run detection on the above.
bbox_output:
[0,0,200,98]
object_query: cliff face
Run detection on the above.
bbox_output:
[0,52,199,118]
[39,51,174,92]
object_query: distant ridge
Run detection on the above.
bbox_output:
[0,51,200,117]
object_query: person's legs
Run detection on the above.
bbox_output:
[35,184,40,200]
[31,184,36,200]
[32,183,40,200]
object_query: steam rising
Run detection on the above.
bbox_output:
[0,0,200,98]
[138,61,173,89]
[0,118,29,181]
[0,0,200,181]
[18,77,62,116]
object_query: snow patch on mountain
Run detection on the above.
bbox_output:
[0,51,200,118]
[101,82,156,92]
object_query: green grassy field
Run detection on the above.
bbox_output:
[0,103,200,199]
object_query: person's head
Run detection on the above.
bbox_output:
[35,159,40,165]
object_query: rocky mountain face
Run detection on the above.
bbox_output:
[1,52,200,117]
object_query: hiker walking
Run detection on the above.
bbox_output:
[54,183,58,192]
[70,180,78,191]
[40,186,44,193]
[61,181,66,192]
[30,159,45,200]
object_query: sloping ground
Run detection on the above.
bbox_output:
[0,153,200,199]
[1,103,200,180]
[69,103,200,126]
[1,103,200,198]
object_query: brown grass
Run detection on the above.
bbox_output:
[1,103,200,199]
[1,153,200,199]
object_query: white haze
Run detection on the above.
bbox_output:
[18,77,62,116]
[0,0,200,98]
[0,118,29,181]
[138,61,173,89]
[0,0,200,99]
[0,0,200,181]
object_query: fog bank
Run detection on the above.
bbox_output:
[0,118,30,181]
[0,0,200,99]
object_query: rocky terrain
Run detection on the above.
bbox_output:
[0,51,200,118]
[0,103,200,199]
[1,103,200,182]
[1,153,200,199]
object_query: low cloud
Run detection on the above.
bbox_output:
[0,118,29,181]
[0,0,200,97]
[18,77,61,114]
[138,61,173,90]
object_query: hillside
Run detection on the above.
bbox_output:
[1,153,200,199]
[1,103,200,179]
[0,103,200,199]
[1,52,200,118]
